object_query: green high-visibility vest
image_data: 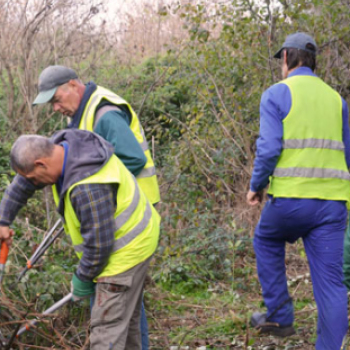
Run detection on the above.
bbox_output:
[79,86,160,204]
[52,155,160,280]
[268,75,350,203]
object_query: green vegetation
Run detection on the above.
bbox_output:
[0,0,350,348]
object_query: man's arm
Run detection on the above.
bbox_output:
[94,110,147,177]
[248,84,291,205]
[70,183,117,281]
[0,175,39,244]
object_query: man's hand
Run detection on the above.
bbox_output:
[0,226,14,247]
[246,190,264,206]
[71,273,96,302]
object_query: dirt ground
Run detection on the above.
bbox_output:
[148,241,347,350]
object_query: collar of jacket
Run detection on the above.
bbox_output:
[68,81,97,129]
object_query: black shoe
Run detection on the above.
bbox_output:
[250,312,296,337]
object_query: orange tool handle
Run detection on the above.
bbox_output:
[0,241,9,265]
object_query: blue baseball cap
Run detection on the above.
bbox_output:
[33,65,78,105]
[274,32,317,59]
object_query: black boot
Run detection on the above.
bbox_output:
[250,312,296,337]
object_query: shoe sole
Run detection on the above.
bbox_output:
[250,313,296,338]
[257,324,296,338]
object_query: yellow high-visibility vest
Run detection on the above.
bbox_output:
[52,155,160,280]
[79,86,160,204]
[268,75,350,203]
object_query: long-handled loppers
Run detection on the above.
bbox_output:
[16,219,64,283]
[0,223,69,347]
[0,241,9,285]
[0,242,9,347]
[16,292,72,338]
[10,221,68,341]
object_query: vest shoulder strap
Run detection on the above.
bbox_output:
[94,105,122,129]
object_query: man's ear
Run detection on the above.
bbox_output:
[33,159,46,168]
[283,50,287,64]
[68,79,79,89]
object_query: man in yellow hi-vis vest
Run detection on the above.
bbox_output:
[1,129,160,349]
[31,65,160,349]
[32,65,160,205]
[247,33,350,350]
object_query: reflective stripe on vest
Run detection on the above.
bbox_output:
[113,201,152,252]
[73,176,148,253]
[138,166,156,178]
[283,138,345,151]
[94,105,149,152]
[273,167,350,181]
[139,128,149,151]
[79,86,160,204]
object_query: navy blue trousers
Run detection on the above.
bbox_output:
[254,197,348,350]
[140,301,149,349]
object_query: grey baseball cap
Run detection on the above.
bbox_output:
[274,32,317,59]
[32,65,78,105]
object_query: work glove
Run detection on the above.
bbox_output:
[71,273,96,302]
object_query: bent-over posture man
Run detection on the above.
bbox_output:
[2,129,160,349]
[247,33,350,350]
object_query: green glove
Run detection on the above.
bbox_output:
[71,273,96,301]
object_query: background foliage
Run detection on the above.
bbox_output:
[0,0,349,348]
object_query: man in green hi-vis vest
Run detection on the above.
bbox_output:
[247,33,350,350]
[1,129,160,349]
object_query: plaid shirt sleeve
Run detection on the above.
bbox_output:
[0,175,38,226]
[70,183,118,282]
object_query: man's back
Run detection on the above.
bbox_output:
[267,73,350,201]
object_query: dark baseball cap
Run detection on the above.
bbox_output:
[274,32,317,59]
[32,65,78,105]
